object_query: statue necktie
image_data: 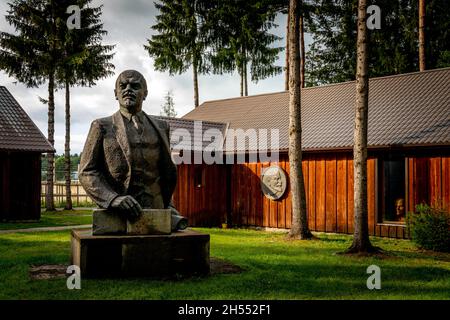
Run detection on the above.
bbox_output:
[132,115,143,135]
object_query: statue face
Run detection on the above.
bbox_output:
[260,166,287,201]
[267,172,282,192]
[395,198,405,219]
[115,70,148,113]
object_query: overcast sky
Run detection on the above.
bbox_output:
[0,0,300,154]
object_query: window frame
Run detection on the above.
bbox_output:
[376,153,408,226]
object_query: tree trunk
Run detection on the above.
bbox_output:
[418,0,425,71]
[288,0,311,240]
[285,12,290,91]
[64,80,72,210]
[244,60,248,96]
[239,62,244,97]
[346,0,377,253]
[300,13,305,88]
[193,58,199,107]
[46,72,55,211]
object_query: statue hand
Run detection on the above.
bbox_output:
[111,195,142,220]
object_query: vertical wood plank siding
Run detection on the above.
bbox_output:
[173,153,450,239]
[172,163,228,227]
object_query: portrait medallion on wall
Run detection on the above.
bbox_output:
[260,166,287,200]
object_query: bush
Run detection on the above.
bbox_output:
[406,203,450,252]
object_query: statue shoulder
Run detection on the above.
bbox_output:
[145,113,170,131]
[89,116,113,133]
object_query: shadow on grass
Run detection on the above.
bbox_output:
[236,258,450,299]
[308,234,351,243]
[388,249,450,263]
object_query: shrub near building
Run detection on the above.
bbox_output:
[407,203,450,252]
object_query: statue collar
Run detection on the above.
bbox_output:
[119,108,144,122]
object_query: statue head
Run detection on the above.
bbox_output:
[114,70,148,114]
[266,171,283,193]
[260,166,287,201]
[395,198,405,220]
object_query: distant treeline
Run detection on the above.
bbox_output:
[41,154,80,181]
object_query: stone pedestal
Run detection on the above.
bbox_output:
[70,229,210,278]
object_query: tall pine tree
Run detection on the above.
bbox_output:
[208,0,283,96]
[0,0,61,210]
[56,1,114,209]
[145,0,210,108]
[0,0,114,210]
[346,0,379,254]
[287,0,312,240]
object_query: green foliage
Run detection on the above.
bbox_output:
[145,0,209,75]
[145,0,211,106]
[54,154,80,181]
[55,0,115,88]
[305,0,450,86]
[41,154,80,181]
[437,51,450,68]
[146,0,283,97]
[0,0,114,88]
[407,203,450,252]
[160,91,177,117]
[208,0,283,86]
[0,0,58,86]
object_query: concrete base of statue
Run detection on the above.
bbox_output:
[70,229,210,278]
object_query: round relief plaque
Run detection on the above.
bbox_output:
[260,166,287,200]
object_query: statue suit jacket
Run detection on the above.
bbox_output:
[79,110,177,209]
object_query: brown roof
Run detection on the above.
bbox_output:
[182,68,450,152]
[0,86,54,153]
[155,116,228,151]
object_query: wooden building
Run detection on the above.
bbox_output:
[164,68,450,239]
[0,86,54,221]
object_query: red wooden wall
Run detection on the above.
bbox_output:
[173,152,450,239]
[407,156,450,212]
[173,163,227,227]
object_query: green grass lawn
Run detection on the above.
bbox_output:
[0,228,448,299]
[0,210,92,230]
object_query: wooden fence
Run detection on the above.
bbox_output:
[41,181,94,207]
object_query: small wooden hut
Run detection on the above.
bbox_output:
[0,86,54,221]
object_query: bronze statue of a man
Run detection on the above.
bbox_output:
[79,70,179,223]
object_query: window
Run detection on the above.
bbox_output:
[378,154,406,224]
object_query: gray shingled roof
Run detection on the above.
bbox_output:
[0,86,54,153]
[155,116,228,151]
[182,68,450,152]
